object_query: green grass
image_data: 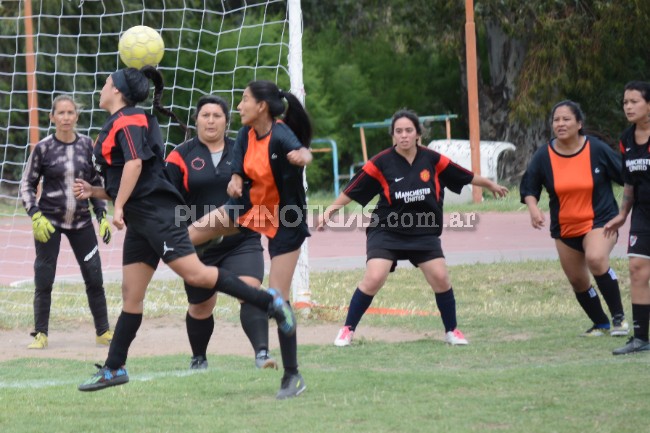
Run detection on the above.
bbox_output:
[1,257,648,433]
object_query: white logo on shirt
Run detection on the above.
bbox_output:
[594,168,600,174]
[163,241,175,256]
[626,148,631,152]
[394,177,404,182]
[271,153,278,160]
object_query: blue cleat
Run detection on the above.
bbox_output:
[267,288,296,336]
[78,364,129,392]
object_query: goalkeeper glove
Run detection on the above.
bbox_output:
[99,216,112,244]
[32,211,55,243]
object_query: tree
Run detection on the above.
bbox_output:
[302,0,650,183]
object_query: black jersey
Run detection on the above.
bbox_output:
[93,106,180,203]
[619,125,650,234]
[165,135,261,253]
[344,145,474,249]
[520,136,622,238]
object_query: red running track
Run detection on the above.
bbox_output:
[0,211,630,287]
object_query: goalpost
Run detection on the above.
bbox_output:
[0,0,310,304]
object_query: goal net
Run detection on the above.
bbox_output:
[0,0,310,304]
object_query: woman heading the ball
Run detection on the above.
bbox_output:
[74,67,295,392]
[317,109,508,348]
[520,100,628,338]
[165,95,277,371]
[187,80,312,399]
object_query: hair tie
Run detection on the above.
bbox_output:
[278,89,285,99]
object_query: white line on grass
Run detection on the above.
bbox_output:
[0,369,204,389]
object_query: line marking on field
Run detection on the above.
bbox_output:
[294,301,440,317]
[0,369,204,390]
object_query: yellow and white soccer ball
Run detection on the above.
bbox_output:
[118,25,165,69]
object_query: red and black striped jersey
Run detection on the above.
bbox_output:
[92,106,179,202]
[165,135,261,252]
[619,125,650,234]
[520,136,622,238]
[344,145,473,245]
[230,121,309,239]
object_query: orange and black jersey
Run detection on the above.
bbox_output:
[229,121,309,239]
[165,136,261,252]
[520,136,622,239]
[344,146,474,247]
[619,125,650,234]
[93,106,180,202]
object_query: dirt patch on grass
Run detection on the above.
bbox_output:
[0,316,427,363]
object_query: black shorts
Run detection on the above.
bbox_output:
[267,224,309,258]
[558,230,619,254]
[224,199,309,259]
[185,236,265,305]
[628,233,650,258]
[558,235,586,253]
[122,193,196,268]
[367,239,444,273]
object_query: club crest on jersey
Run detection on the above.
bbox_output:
[420,169,431,182]
[630,235,638,247]
[191,157,206,170]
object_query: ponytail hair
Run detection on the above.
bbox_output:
[141,65,188,138]
[112,66,188,138]
[246,80,312,147]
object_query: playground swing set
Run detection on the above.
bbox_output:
[310,114,458,197]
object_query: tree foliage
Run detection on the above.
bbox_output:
[303,0,650,183]
[3,1,650,189]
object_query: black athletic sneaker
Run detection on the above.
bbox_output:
[612,337,650,355]
[78,364,129,392]
[189,355,208,370]
[276,373,306,400]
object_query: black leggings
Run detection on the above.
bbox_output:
[33,224,109,335]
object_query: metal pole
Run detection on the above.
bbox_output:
[287,0,311,308]
[24,0,40,149]
[465,0,482,202]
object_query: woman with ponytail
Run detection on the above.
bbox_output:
[73,68,295,392]
[188,80,312,399]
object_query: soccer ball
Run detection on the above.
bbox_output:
[118,25,165,69]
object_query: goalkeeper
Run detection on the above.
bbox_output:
[19,95,113,350]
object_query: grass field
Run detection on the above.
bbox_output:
[1,258,648,433]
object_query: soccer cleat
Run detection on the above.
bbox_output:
[267,288,296,336]
[612,337,650,355]
[96,330,114,346]
[445,329,469,345]
[610,316,629,337]
[334,326,354,347]
[255,350,278,370]
[78,364,129,392]
[189,355,208,370]
[582,325,609,337]
[276,373,306,400]
[28,332,48,349]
